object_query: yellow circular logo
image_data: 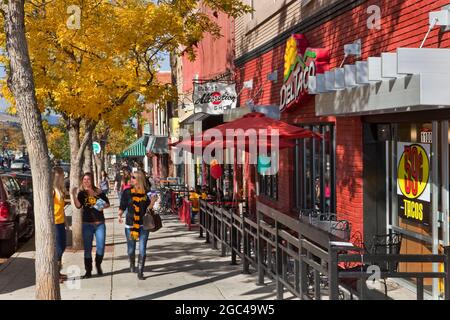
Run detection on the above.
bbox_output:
[398,144,429,199]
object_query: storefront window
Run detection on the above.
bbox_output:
[372,120,450,298]
[294,124,335,213]
[394,122,434,237]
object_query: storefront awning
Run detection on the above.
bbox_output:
[119,135,149,158]
[313,48,450,116]
[179,112,210,125]
[147,136,169,154]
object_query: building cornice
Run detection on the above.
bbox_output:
[235,0,367,67]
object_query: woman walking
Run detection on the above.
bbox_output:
[117,166,132,200]
[72,172,110,278]
[118,171,157,280]
[53,167,69,283]
[100,171,110,195]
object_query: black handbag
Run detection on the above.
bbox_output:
[143,207,162,232]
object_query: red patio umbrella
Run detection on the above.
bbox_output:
[170,112,320,153]
[206,112,322,140]
[171,135,296,153]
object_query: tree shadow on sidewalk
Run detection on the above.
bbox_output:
[132,269,243,300]
[0,257,35,295]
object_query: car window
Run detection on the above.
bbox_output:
[10,178,21,191]
[1,176,19,197]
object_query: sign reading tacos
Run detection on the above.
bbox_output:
[397,142,431,225]
[279,34,330,112]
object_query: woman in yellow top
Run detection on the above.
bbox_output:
[53,167,69,283]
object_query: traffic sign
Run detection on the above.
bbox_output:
[93,142,101,154]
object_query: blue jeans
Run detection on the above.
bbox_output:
[125,227,149,258]
[82,223,106,258]
[55,223,66,261]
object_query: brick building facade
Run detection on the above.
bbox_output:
[235,0,450,241]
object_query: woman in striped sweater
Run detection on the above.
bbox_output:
[118,171,157,280]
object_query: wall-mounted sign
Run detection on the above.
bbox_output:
[193,82,237,115]
[279,34,330,112]
[93,142,101,154]
[397,142,431,226]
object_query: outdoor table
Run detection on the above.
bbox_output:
[298,215,351,242]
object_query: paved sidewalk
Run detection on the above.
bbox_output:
[0,196,284,300]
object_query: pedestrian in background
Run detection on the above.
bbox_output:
[72,172,110,278]
[118,171,157,280]
[100,170,110,195]
[120,166,132,197]
[114,167,122,199]
[53,167,69,283]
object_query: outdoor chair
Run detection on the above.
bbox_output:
[366,232,403,297]
[337,231,402,299]
[337,231,366,299]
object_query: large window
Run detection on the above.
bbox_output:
[294,124,336,213]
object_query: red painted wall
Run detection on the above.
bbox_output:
[182,6,235,92]
[236,0,450,238]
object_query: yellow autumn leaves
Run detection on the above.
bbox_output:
[0,0,251,131]
[284,36,299,81]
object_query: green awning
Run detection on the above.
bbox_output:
[119,135,149,158]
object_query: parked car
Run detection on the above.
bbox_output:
[10,159,30,171]
[0,173,34,257]
[8,172,33,207]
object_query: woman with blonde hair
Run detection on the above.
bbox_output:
[53,167,69,283]
[72,172,110,278]
[118,170,157,280]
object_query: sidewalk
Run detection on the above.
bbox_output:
[0,196,286,300]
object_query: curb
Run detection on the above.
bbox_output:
[0,237,32,273]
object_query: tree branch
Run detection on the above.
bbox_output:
[76,120,97,163]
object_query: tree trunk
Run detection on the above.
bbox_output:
[92,154,98,186]
[94,153,103,188]
[2,0,60,300]
[67,118,96,249]
[83,135,93,174]
[67,119,83,250]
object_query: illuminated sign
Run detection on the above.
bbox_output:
[397,142,431,225]
[279,34,330,112]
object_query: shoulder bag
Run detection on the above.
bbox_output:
[143,205,163,232]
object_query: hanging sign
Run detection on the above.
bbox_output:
[397,142,431,225]
[279,34,330,112]
[193,82,237,115]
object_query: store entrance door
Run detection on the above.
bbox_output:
[363,124,388,242]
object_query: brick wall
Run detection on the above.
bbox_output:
[236,0,450,237]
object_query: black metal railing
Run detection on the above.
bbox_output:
[198,199,450,300]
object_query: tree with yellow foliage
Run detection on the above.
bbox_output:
[1,0,250,300]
